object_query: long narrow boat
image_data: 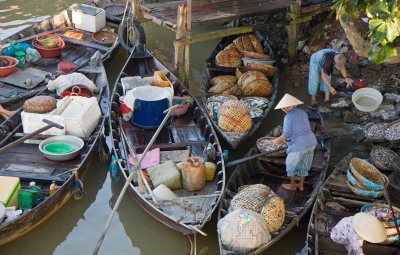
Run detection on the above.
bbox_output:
[200,32,279,149]
[109,43,225,234]
[305,154,400,255]
[0,52,110,245]
[218,110,330,254]
[0,4,119,106]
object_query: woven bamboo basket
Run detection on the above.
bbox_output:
[242,51,270,59]
[222,85,242,96]
[241,35,255,52]
[363,122,389,142]
[260,194,285,233]
[246,62,277,78]
[384,120,400,142]
[233,37,246,52]
[235,67,252,79]
[237,70,267,87]
[208,81,232,94]
[346,169,380,191]
[23,96,57,113]
[224,43,237,51]
[248,34,264,54]
[256,136,287,157]
[218,100,252,132]
[346,180,384,198]
[370,146,398,171]
[242,79,273,97]
[229,184,272,213]
[349,158,385,191]
[215,49,242,67]
[210,75,237,87]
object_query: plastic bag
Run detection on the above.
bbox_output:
[47,73,96,96]
[2,42,31,56]
[25,48,41,63]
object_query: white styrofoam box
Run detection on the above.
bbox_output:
[61,97,101,137]
[71,4,105,33]
[21,96,101,138]
[21,111,66,136]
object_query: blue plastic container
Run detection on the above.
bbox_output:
[131,86,171,129]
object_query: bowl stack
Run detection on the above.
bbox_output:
[346,158,386,198]
[33,34,65,58]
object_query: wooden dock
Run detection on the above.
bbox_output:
[128,0,334,84]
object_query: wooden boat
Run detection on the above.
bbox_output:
[200,32,279,149]
[218,109,330,254]
[0,52,110,245]
[0,4,119,106]
[305,154,400,255]
[109,42,225,234]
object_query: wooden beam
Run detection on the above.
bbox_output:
[174,3,187,82]
[287,0,302,65]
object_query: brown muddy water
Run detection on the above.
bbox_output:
[0,1,358,254]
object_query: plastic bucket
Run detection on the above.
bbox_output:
[353,79,368,90]
[131,86,171,129]
[119,96,132,114]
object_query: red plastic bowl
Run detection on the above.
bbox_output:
[32,38,65,58]
[36,34,63,48]
[172,96,189,116]
[0,56,17,77]
[58,61,77,75]
[353,78,368,90]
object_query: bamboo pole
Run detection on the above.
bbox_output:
[175,3,186,81]
[287,0,302,65]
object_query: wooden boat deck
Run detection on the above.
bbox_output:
[141,0,333,30]
[110,48,225,234]
[307,155,400,255]
[219,111,330,254]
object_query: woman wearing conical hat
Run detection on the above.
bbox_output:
[272,94,317,191]
[330,212,386,255]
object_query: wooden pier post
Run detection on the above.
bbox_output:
[287,0,302,65]
[184,0,192,87]
[175,3,187,83]
[132,0,142,20]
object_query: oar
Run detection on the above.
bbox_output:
[0,119,64,153]
[225,135,334,168]
[93,104,179,255]
[381,175,400,239]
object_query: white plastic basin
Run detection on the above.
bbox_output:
[352,88,383,112]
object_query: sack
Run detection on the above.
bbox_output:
[47,73,96,96]
[229,184,272,212]
[147,160,182,190]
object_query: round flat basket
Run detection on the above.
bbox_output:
[260,194,285,233]
[363,122,389,142]
[23,96,57,113]
[104,5,125,16]
[349,158,385,191]
[346,180,384,198]
[92,31,118,46]
[370,146,398,171]
[384,120,400,141]
[256,136,287,157]
[241,97,269,109]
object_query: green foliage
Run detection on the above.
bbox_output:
[334,0,400,64]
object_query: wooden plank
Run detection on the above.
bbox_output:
[0,170,65,182]
[57,34,110,52]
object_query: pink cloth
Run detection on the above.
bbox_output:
[128,148,160,169]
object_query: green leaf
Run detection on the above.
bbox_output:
[375,21,389,42]
[368,1,391,18]
[373,47,387,64]
[385,46,397,57]
[348,0,358,6]
[387,20,400,42]
[369,18,384,32]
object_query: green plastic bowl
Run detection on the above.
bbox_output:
[43,142,74,154]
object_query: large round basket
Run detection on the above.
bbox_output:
[260,194,285,233]
[23,96,57,113]
[346,169,378,191]
[370,146,398,171]
[256,136,287,157]
[229,184,272,213]
[363,122,388,142]
[346,180,384,198]
[349,158,385,191]
[384,120,400,142]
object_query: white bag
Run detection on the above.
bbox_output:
[47,73,96,96]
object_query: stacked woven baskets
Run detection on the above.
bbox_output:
[360,203,400,244]
[346,158,387,198]
[228,184,286,234]
[217,100,252,132]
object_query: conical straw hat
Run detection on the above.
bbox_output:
[352,212,386,243]
[274,93,303,109]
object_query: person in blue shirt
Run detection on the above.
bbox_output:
[308,49,352,105]
[272,94,317,191]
